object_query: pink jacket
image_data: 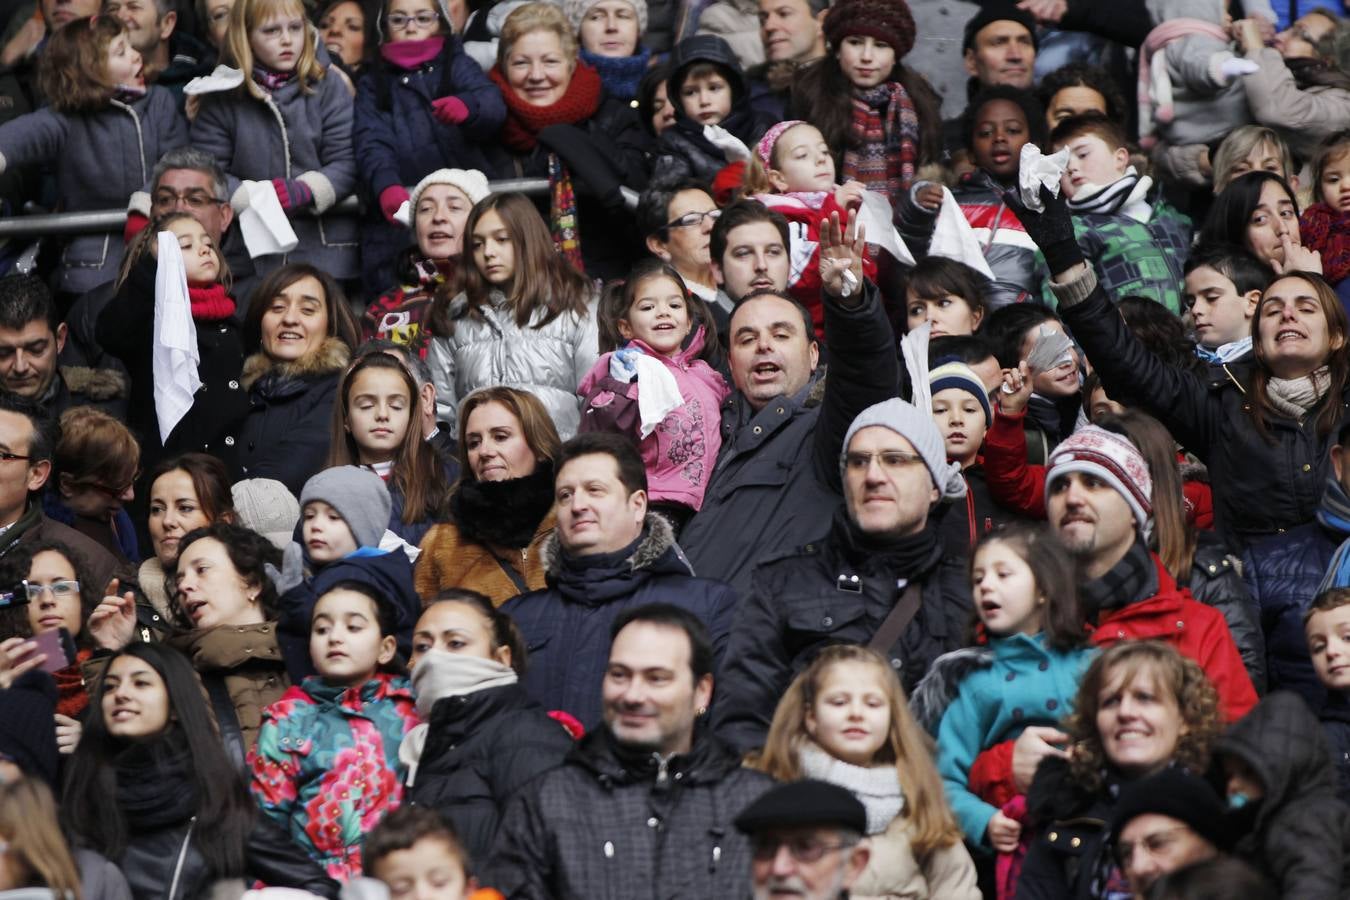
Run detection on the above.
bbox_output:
[578,327,730,510]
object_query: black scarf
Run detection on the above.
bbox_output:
[1079,538,1156,622]
[114,731,199,830]
[449,465,555,548]
[832,506,942,579]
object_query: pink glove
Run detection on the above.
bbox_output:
[380,185,411,225]
[431,95,469,125]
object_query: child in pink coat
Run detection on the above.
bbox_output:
[579,260,730,531]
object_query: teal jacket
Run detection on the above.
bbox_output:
[935,633,1096,846]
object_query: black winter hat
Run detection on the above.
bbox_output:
[961,3,1039,53]
[0,670,60,790]
[667,34,747,102]
[1108,768,1231,850]
[734,779,868,835]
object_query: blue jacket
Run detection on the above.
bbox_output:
[352,37,505,290]
[1242,494,1348,708]
[932,634,1096,846]
[0,86,187,293]
[502,515,738,729]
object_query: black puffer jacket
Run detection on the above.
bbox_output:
[236,338,350,494]
[713,510,973,753]
[1186,532,1267,694]
[483,725,774,900]
[1321,690,1350,807]
[502,514,739,729]
[1014,756,1119,900]
[1061,282,1350,547]
[681,279,899,596]
[483,94,651,282]
[1216,691,1350,899]
[407,683,573,865]
[96,255,250,475]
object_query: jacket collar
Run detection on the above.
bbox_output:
[541,512,688,579]
[241,336,351,392]
[571,723,741,788]
[298,672,413,710]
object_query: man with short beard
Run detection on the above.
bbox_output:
[1043,425,1256,719]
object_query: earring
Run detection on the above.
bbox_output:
[696,706,708,717]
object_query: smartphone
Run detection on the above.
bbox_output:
[14,627,74,674]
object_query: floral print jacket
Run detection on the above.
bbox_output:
[249,673,419,881]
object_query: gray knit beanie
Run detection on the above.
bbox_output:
[840,398,967,501]
[298,466,391,550]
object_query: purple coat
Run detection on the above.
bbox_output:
[578,327,729,511]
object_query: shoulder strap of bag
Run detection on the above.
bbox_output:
[484,544,530,595]
[867,582,922,654]
[204,675,247,771]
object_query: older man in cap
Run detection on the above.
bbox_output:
[736,779,871,900]
[1109,768,1228,899]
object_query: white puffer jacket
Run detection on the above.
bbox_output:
[427,290,599,439]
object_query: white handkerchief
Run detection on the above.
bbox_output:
[1018,144,1070,212]
[929,186,995,279]
[152,231,201,444]
[182,64,246,95]
[238,180,299,258]
[393,199,412,227]
[855,189,915,267]
[703,124,751,162]
[630,353,684,438]
[901,321,932,417]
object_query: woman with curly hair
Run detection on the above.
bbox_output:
[1015,641,1225,900]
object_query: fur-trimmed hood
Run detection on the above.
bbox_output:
[241,337,351,392]
[540,513,697,605]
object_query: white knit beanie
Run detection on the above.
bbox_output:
[397,168,492,227]
[841,398,967,501]
[562,0,648,34]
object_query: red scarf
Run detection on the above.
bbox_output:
[189,282,236,321]
[489,62,603,152]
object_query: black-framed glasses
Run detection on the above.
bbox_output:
[152,188,226,211]
[21,580,80,602]
[664,209,721,230]
[387,11,440,29]
[750,836,856,863]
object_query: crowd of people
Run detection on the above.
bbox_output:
[0,0,1348,896]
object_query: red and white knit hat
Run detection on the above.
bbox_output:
[1045,425,1153,534]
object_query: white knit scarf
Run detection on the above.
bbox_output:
[1265,365,1331,420]
[399,650,518,786]
[798,744,904,835]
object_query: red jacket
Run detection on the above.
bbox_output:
[1090,554,1257,722]
[984,407,1212,529]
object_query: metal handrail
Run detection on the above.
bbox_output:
[0,178,639,239]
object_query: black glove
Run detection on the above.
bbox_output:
[1001,183,1085,277]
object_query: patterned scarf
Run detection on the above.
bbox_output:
[252,63,296,92]
[549,153,585,273]
[488,62,603,152]
[841,81,919,203]
[579,46,651,101]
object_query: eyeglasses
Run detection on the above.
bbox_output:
[387,11,440,29]
[0,452,30,463]
[1114,826,1193,867]
[21,580,80,602]
[751,836,856,863]
[69,476,137,500]
[152,188,226,211]
[664,209,721,230]
[843,450,925,471]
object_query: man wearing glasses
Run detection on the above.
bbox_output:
[1109,768,1227,898]
[735,780,871,900]
[713,396,974,753]
[0,393,119,593]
